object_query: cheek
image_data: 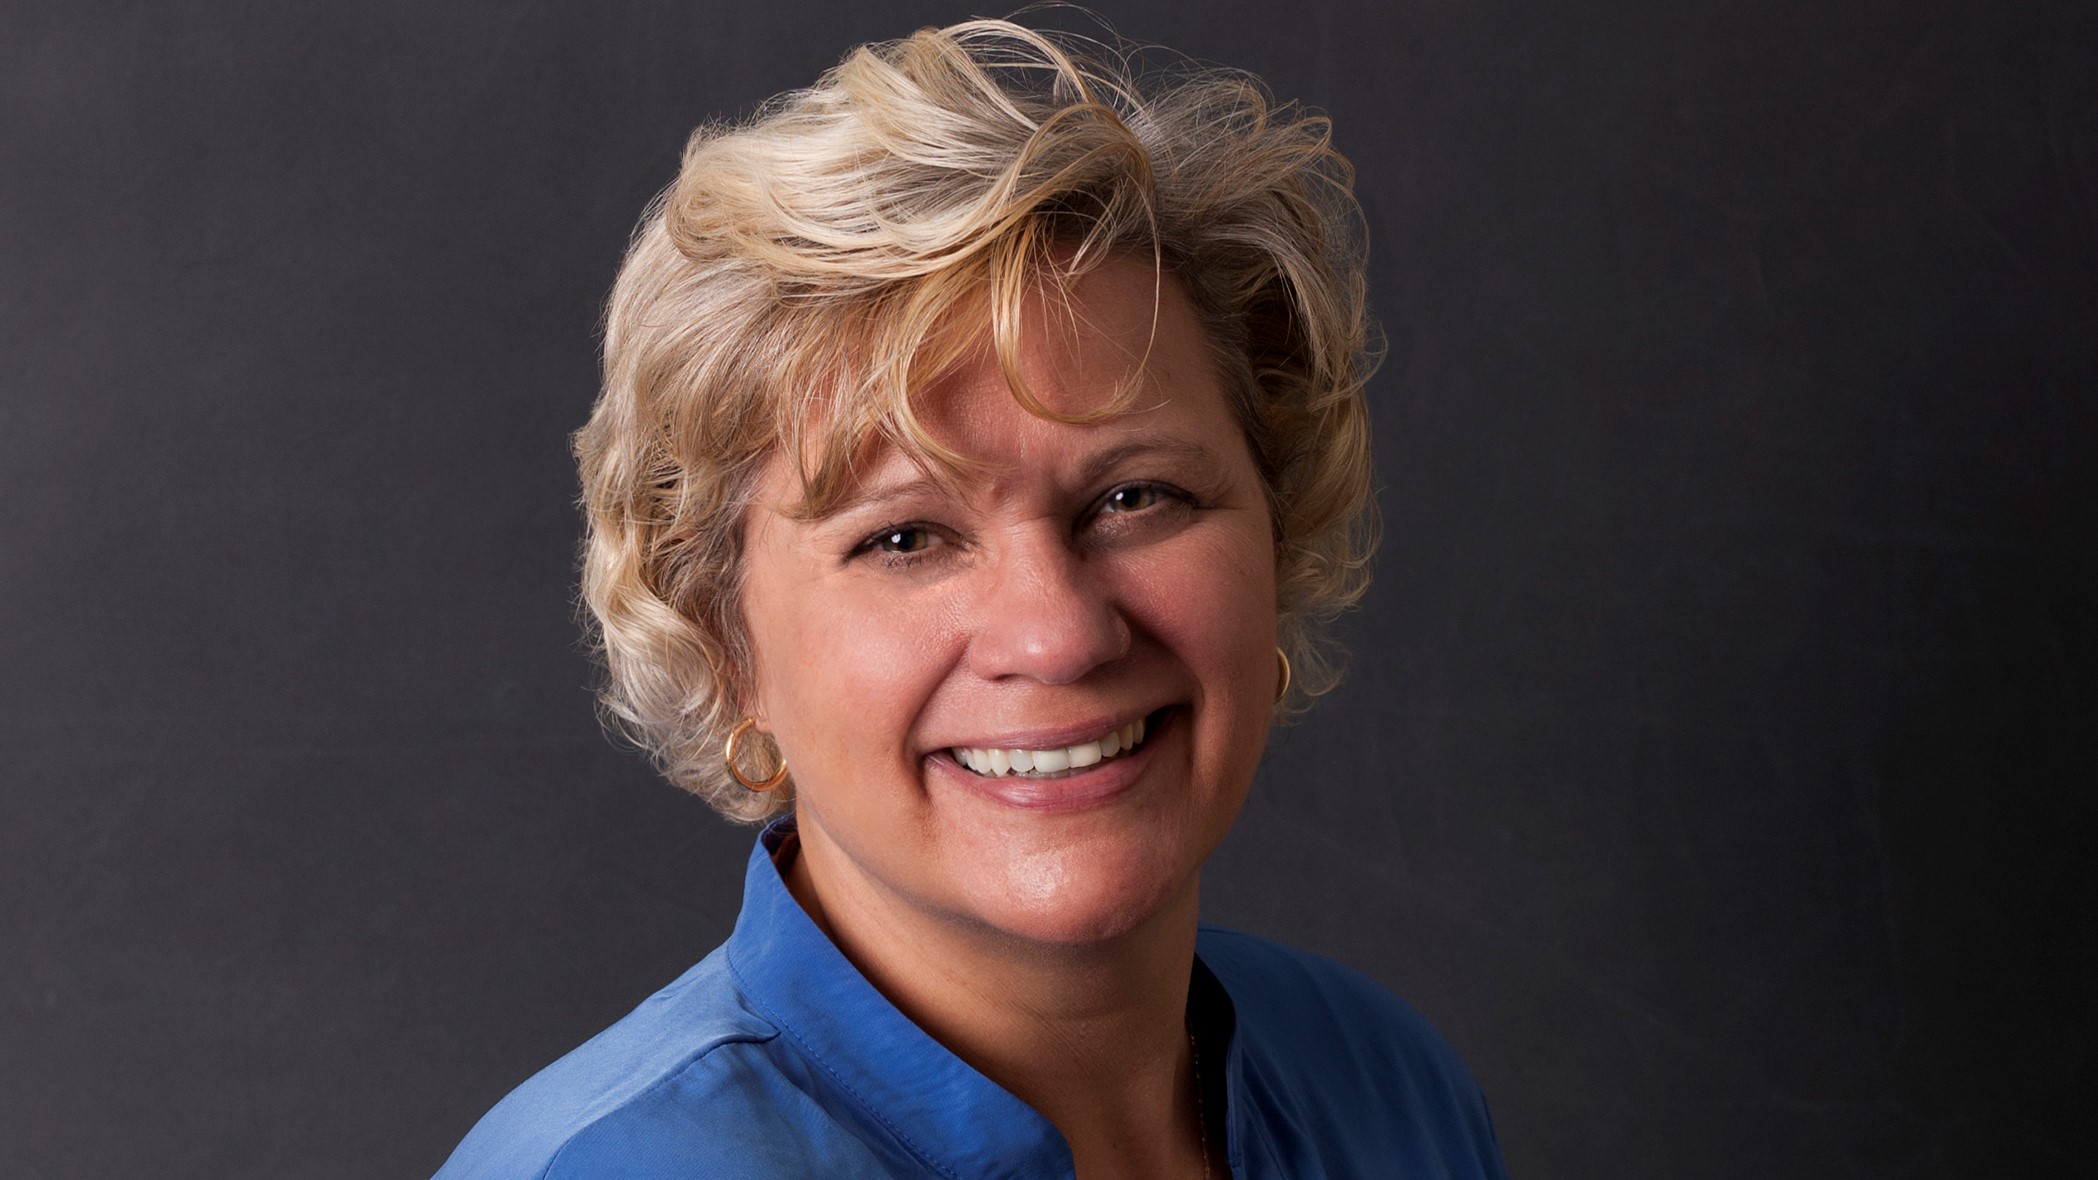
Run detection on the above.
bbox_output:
[1122,523,1276,658]
[1112,518,1279,758]
[747,576,959,774]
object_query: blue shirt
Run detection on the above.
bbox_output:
[435,820,1508,1178]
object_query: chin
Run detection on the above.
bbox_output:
[959,841,1197,949]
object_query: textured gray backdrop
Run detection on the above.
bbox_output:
[3,1,2092,1176]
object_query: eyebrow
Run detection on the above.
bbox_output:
[819,436,1223,521]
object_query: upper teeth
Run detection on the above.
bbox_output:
[952,718,1148,778]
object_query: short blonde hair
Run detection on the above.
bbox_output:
[576,18,1377,821]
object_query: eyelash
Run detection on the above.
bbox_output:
[848,482,1192,569]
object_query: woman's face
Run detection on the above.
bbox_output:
[739,256,1278,948]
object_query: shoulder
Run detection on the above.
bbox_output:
[1196,924,1507,1176]
[432,948,805,1180]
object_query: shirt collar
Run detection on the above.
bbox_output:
[724,816,1075,1178]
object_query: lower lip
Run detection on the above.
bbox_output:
[933,710,1170,813]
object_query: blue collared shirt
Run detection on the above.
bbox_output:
[435,820,1508,1178]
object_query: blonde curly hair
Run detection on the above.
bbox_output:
[575,17,1378,822]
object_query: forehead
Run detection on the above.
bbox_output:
[922,263,1221,449]
[782,255,1241,513]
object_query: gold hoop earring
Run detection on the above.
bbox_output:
[724,717,789,792]
[1275,646,1292,703]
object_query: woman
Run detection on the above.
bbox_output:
[438,17,1507,1179]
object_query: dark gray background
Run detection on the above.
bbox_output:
[4,1,2092,1176]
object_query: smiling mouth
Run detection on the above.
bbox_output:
[949,712,1158,779]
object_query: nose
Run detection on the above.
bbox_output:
[966,527,1131,685]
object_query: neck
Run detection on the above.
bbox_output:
[779,821,1211,1179]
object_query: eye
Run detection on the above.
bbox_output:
[1100,484,1165,514]
[871,526,934,554]
[849,522,948,567]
